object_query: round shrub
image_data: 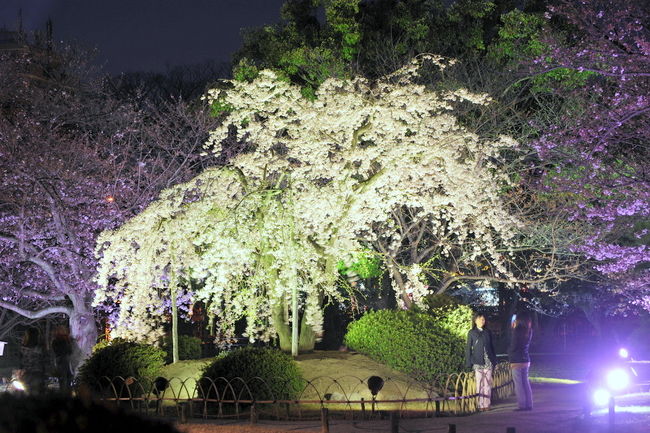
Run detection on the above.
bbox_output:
[78,340,165,391]
[0,394,179,433]
[344,306,472,383]
[199,347,303,401]
[163,335,203,363]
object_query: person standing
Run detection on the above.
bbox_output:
[508,311,533,411]
[51,326,73,395]
[20,327,46,395]
[465,312,498,411]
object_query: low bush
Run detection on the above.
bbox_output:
[0,394,179,433]
[199,347,304,401]
[162,335,203,363]
[78,340,165,392]
[344,305,473,383]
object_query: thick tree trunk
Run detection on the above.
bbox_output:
[271,301,318,353]
[68,306,97,373]
[298,314,316,352]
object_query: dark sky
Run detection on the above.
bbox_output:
[1,0,285,74]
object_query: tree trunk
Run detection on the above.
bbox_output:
[272,301,292,352]
[271,300,318,353]
[171,288,179,363]
[68,306,98,373]
[298,314,316,352]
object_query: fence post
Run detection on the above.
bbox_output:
[448,424,456,433]
[361,397,366,420]
[390,411,399,433]
[250,403,258,424]
[321,407,330,433]
[435,400,440,417]
[179,402,187,423]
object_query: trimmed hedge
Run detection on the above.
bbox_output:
[78,340,165,391]
[199,347,304,401]
[163,335,203,363]
[344,305,473,383]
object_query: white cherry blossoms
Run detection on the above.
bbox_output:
[95,57,519,345]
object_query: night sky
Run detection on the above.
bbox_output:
[0,0,285,74]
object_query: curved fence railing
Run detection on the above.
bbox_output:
[89,361,513,422]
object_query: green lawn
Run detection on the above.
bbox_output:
[529,353,588,384]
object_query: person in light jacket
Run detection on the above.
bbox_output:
[465,312,498,411]
[508,311,533,411]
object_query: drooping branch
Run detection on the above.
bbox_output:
[0,301,71,320]
[435,264,583,295]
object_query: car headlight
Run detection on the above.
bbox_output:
[593,388,610,406]
[11,380,25,391]
[606,368,630,391]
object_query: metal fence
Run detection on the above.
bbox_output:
[91,361,513,422]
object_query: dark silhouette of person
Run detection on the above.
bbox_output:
[20,327,46,395]
[508,311,533,411]
[51,326,73,395]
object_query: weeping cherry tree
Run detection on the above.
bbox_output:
[95,56,523,353]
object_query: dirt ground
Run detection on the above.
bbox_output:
[159,350,428,402]
[171,351,428,433]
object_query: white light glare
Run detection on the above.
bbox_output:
[618,348,629,359]
[11,380,25,391]
[606,368,630,391]
[593,388,610,406]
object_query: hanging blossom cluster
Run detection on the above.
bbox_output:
[95,56,520,344]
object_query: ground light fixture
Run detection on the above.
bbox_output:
[10,379,25,391]
[591,367,631,407]
[606,368,631,391]
[592,388,611,407]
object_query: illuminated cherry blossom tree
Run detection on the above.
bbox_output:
[535,0,650,311]
[0,41,215,367]
[96,57,578,352]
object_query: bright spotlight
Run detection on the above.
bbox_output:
[606,368,630,391]
[618,348,629,359]
[593,388,610,406]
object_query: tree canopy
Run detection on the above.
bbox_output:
[531,0,650,312]
[95,57,578,350]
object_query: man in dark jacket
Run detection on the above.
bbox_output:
[465,313,497,411]
[508,311,533,410]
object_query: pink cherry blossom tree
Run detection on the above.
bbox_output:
[0,39,216,368]
[533,0,650,311]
